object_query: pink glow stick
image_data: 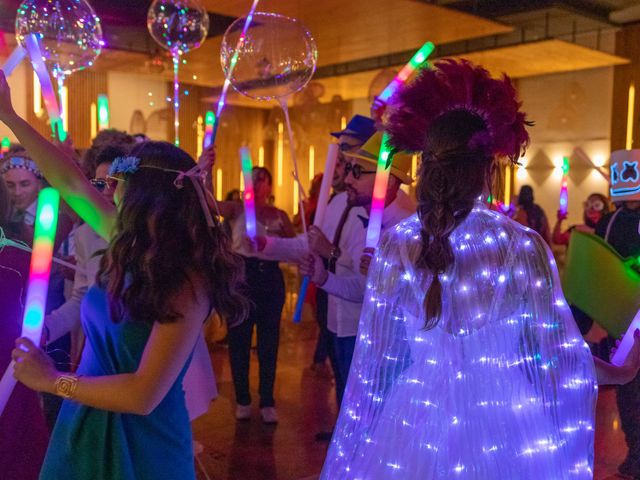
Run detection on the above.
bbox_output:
[240,147,257,240]
[365,133,393,249]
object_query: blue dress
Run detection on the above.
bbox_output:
[40,286,195,480]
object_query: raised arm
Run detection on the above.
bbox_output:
[0,70,116,240]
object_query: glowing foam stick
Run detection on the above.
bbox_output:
[97,94,109,130]
[1,45,26,77]
[23,34,65,142]
[203,111,215,149]
[212,0,260,144]
[611,308,640,366]
[378,41,434,102]
[0,187,60,415]
[559,156,570,215]
[1,136,9,158]
[240,147,257,240]
[293,144,339,323]
[365,133,393,249]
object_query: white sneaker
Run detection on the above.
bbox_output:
[260,407,278,424]
[235,404,252,420]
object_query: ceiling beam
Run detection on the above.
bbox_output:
[428,0,612,24]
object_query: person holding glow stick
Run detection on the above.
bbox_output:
[214,163,294,424]
[593,149,640,479]
[0,70,247,480]
[319,59,635,479]
[552,192,610,247]
[244,117,376,428]
[299,132,414,417]
[1,186,61,414]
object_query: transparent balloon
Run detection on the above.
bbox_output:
[221,12,318,101]
[15,0,103,76]
[147,0,209,55]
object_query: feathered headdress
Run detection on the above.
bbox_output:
[384,59,530,163]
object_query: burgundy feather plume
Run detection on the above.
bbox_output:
[384,59,530,163]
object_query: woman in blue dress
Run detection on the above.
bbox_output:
[0,71,247,479]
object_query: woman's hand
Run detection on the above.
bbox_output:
[12,337,58,394]
[0,70,17,122]
[299,253,328,286]
[198,144,216,167]
[613,329,640,384]
[556,210,568,221]
[359,247,375,276]
[242,235,266,252]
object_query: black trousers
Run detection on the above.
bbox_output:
[228,257,285,408]
[313,288,332,364]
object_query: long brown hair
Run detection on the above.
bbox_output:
[98,141,248,326]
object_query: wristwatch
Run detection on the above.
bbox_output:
[329,245,341,261]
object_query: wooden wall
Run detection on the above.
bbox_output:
[26,69,108,150]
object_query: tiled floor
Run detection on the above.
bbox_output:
[193,313,629,480]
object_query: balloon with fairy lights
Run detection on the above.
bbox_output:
[15,0,103,138]
[147,0,209,147]
[220,12,317,101]
[221,12,317,234]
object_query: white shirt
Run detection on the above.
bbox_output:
[45,222,107,342]
[322,189,415,337]
[11,200,37,226]
[261,190,415,338]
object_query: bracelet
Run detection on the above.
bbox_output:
[54,373,80,399]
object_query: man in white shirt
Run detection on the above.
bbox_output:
[299,131,415,410]
[252,117,376,412]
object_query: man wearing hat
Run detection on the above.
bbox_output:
[299,130,415,414]
[595,149,640,480]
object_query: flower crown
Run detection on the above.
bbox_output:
[107,155,217,228]
[108,156,141,177]
[1,156,43,179]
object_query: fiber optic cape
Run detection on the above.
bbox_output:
[321,204,597,479]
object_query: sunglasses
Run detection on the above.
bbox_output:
[90,177,117,192]
[345,162,376,180]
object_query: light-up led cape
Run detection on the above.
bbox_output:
[321,203,597,479]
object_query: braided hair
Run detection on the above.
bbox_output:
[416,110,493,327]
[385,60,530,329]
